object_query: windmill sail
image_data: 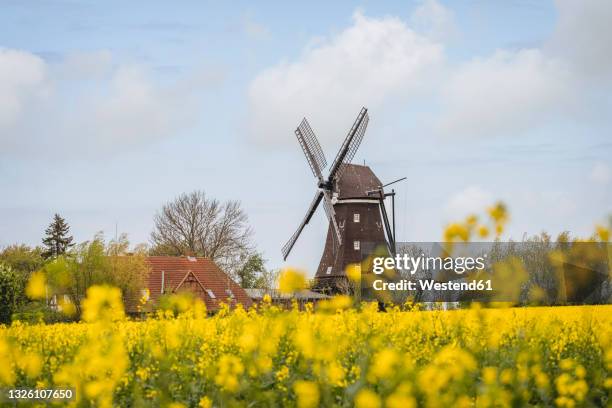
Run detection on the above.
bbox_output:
[282,190,324,260]
[327,107,369,183]
[322,190,342,245]
[295,118,327,182]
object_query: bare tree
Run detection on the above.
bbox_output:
[150,191,254,277]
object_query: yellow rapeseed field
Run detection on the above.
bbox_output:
[0,285,611,407]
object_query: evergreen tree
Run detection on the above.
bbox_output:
[42,213,74,259]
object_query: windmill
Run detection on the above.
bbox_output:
[282,107,404,293]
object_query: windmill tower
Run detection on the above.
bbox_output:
[282,107,402,293]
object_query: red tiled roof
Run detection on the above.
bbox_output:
[140,256,252,312]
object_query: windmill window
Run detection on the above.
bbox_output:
[353,240,360,250]
[326,266,332,275]
[206,289,216,299]
[353,213,360,223]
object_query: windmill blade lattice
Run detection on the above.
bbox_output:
[295,118,327,182]
[327,107,369,183]
[281,190,324,260]
[322,191,342,247]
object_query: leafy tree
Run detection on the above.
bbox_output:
[253,268,280,291]
[0,263,25,324]
[42,214,74,259]
[44,233,149,316]
[0,244,45,274]
[106,234,150,310]
[235,253,266,288]
[0,245,43,320]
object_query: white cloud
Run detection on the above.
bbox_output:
[85,65,196,149]
[248,11,443,145]
[409,0,457,42]
[445,186,492,219]
[589,162,611,184]
[248,2,609,145]
[58,50,113,79]
[549,0,612,79]
[434,0,612,139]
[0,48,212,157]
[437,49,574,137]
[0,48,48,131]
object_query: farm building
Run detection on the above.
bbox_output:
[245,288,330,309]
[130,256,252,313]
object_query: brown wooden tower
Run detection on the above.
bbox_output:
[282,108,402,293]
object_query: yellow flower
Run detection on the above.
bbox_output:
[482,367,497,385]
[355,388,381,408]
[327,362,345,386]
[26,271,46,299]
[58,296,76,317]
[500,369,513,385]
[488,202,508,223]
[198,396,212,408]
[331,295,352,309]
[535,372,549,389]
[386,393,416,408]
[276,365,290,382]
[215,354,244,393]
[136,367,150,381]
[239,323,259,353]
[293,380,319,408]
[346,263,362,282]
[595,225,609,242]
[575,365,586,379]
[139,288,150,304]
[443,223,469,242]
[84,380,106,398]
[81,285,125,322]
[18,353,42,379]
[278,268,307,294]
[495,223,504,236]
[368,348,399,382]
[477,225,489,238]
[317,295,353,312]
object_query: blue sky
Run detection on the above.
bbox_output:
[1,0,610,275]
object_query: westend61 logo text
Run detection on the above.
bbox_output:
[372,254,487,275]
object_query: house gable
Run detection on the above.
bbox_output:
[132,256,253,313]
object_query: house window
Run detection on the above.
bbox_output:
[225,289,235,299]
[326,266,332,275]
[354,240,360,250]
[206,289,216,299]
[353,213,360,223]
